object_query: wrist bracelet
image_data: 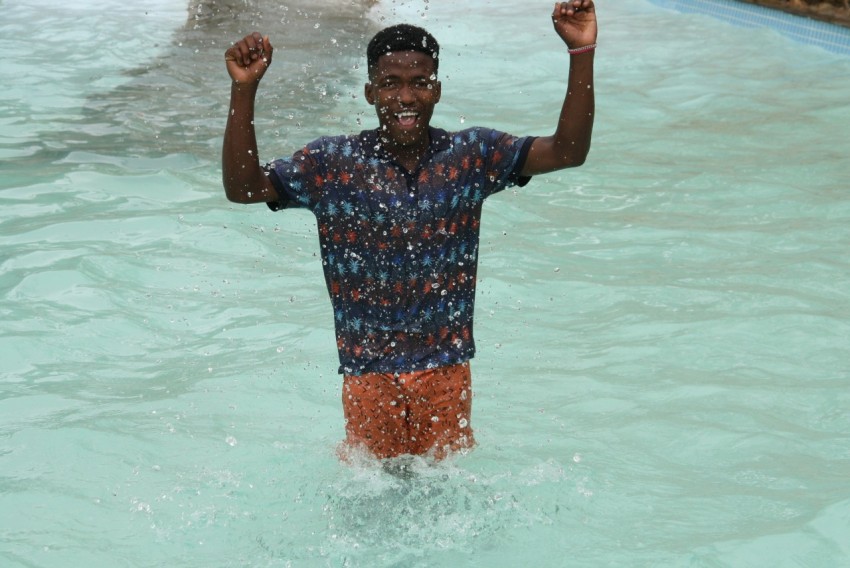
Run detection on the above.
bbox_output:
[568,43,597,55]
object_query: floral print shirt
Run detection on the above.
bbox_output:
[265,127,534,375]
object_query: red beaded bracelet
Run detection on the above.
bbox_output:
[568,43,597,55]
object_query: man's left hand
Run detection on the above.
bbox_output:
[552,0,597,50]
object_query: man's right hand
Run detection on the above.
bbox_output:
[225,32,274,85]
[222,32,278,204]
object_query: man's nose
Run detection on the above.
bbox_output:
[397,83,415,104]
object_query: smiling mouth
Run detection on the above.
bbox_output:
[395,111,419,127]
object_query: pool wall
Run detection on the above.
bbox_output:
[741,0,850,28]
[649,0,850,53]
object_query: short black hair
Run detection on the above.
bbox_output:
[366,24,440,77]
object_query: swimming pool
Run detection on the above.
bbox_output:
[2,0,850,566]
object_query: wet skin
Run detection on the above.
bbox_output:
[365,51,442,172]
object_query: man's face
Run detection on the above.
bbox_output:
[365,51,441,150]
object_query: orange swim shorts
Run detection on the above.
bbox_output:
[341,362,475,460]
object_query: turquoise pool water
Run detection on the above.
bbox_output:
[2,0,850,566]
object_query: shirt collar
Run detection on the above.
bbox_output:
[359,127,451,162]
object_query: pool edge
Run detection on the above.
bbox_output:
[647,0,850,54]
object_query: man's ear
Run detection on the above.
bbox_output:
[365,82,375,105]
[434,80,442,104]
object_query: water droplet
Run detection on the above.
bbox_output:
[459,115,466,124]
[458,418,468,428]
[226,436,237,447]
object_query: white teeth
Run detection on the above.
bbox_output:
[397,112,418,118]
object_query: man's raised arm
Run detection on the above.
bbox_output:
[222,32,279,204]
[521,1,597,177]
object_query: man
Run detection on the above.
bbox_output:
[222,1,597,460]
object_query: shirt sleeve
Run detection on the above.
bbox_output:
[480,128,536,199]
[263,138,326,212]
